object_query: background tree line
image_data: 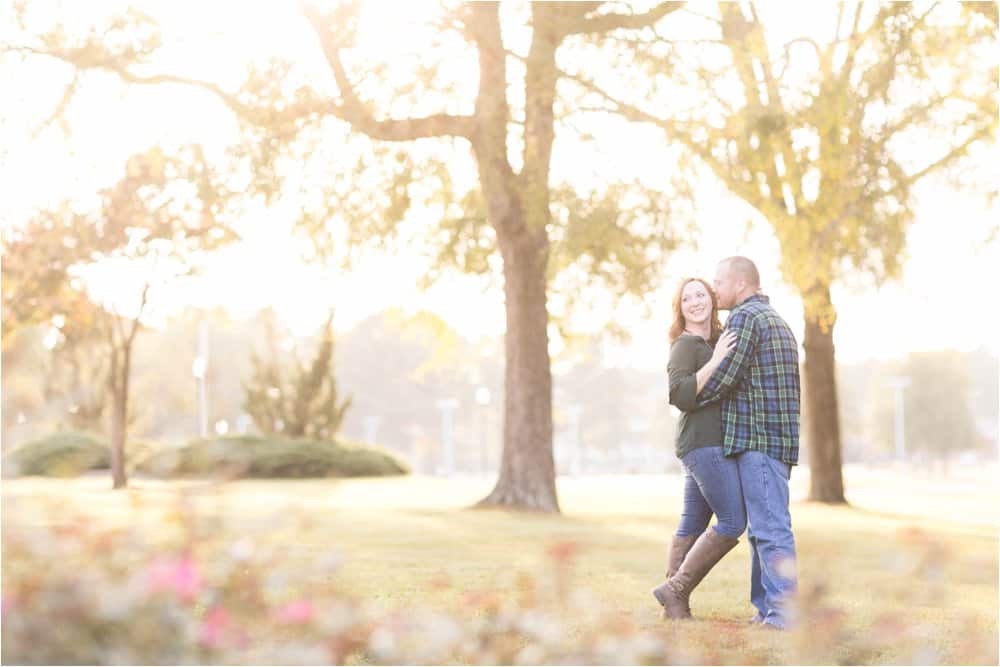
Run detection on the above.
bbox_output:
[4,306,995,473]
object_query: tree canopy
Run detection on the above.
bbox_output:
[566,1,997,501]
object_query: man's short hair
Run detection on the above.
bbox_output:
[721,256,760,288]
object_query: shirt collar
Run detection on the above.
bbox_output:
[734,293,769,309]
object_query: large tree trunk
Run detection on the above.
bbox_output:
[470,2,559,512]
[802,285,846,503]
[478,226,558,512]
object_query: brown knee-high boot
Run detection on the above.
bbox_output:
[664,534,698,579]
[652,529,739,619]
[653,534,698,617]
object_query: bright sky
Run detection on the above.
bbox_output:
[2,1,997,370]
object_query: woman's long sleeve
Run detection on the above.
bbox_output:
[667,339,699,412]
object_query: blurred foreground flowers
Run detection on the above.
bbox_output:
[2,493,996,665]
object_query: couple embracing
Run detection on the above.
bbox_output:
[652,256,800,631]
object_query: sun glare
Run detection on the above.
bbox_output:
[1,1,997,367]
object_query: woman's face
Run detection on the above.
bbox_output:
[680,280,713,327]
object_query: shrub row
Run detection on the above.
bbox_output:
[2,431,109,477]
[2,433,408,479]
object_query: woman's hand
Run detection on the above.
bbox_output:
[710,330,737,366]
[695,330,736,395]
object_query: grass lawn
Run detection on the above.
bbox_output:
[3,466,998,664]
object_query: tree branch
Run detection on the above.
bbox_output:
[559,63,786,222]
[558,67,723,179]
[300,3,475,141]
[834,3,847,41]
[32,71,80,138]
[680,6,722,26]
[125,281,151,350]
[566,1,685,36]
[838,2,871,85]
[817,120,992,242]
[15,31,472,143]
[782,37,823,60]
[10,44,258,117]
[716,4,795,212]
[903,123,992,188]
[463,2,521,238]
[874,93,950,148]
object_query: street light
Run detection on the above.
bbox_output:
[475,387,491,476]
[362,416,381,445]
[887,376,912,461]
[191,356,208,438]
[435,398,460,476]
[567,403,583,476]
[191,320,210,438]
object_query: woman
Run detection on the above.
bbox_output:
[651,277,745,620]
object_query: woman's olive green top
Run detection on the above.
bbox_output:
[668,334,724,459]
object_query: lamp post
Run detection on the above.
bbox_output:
[435,398,459,476]
[191,356,207,438]
[191,320,210,438]
[887,376,912,461]
[567,403,583,476]
[362,416,381,445]
[475,387,491,476]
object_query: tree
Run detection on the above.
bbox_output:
[243,311,353,439]
[0,326,48,448]
[42,303,111,434]
[869,351,980,464]
[569,2,997,501]
[12,2,692,510]
[335,308,502,467]
[1,146,235,487]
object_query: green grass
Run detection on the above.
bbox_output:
[3,467,997,665]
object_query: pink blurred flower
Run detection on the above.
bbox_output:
[275,599,316,624]
[547,540,580,563]
[146,555,203,602]
[199,605,231,649]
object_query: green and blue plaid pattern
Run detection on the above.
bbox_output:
[697,295,800,465]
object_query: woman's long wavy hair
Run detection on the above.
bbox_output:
[668,277,722,344]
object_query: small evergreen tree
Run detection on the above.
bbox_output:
[243,312,352,439]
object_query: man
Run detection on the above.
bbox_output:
[662,256,801,629]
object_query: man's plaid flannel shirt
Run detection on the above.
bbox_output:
[697,294,801,465]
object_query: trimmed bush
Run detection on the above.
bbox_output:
[3,433,166,478]
[135,435,409,479]
[2,431,110,477]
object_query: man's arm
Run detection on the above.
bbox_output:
[695,310,757,406]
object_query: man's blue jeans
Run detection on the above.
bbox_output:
[736,450,797,629]
[676,446,747,539]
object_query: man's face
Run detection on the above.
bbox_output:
[713,262,740,310]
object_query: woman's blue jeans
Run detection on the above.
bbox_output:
[676,446,747,539]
